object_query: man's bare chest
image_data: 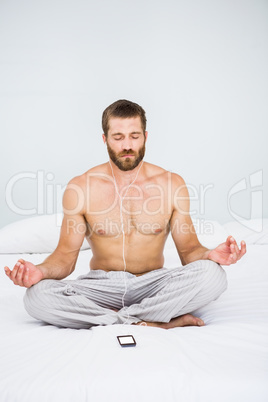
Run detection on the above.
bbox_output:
[84,186,172,237]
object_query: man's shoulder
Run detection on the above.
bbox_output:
[145,162,185,185]
[67,162,186,187]
[67,164,109,186]
[67,163,111,191]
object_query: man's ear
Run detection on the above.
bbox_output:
[102,134,107,144]
[145,131,148,142]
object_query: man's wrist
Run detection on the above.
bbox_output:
[36,264,48,279]
[202,248,212,260]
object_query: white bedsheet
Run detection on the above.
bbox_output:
[1,245,268,402]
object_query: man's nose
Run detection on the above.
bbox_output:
[122,138,132,150]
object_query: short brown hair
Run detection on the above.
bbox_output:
[102,99,147,137]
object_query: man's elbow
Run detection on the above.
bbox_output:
[179,244,209,266]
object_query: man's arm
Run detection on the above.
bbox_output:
[169,174,209,265]
[37,177,87,279]
[4,177,87,287]
[169,174,246,265]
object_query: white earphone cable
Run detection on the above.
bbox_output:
[109,159,144,324]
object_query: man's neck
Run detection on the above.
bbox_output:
[108,159,145,186]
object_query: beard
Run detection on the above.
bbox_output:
[106,140,146,171]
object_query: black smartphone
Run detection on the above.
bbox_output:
[117,335,136,347]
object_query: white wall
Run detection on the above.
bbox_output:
[1,0,267,228]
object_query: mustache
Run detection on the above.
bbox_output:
[119,150,135,156]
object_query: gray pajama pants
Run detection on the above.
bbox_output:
[23,260,227,329]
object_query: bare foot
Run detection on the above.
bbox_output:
[134,314,205,329]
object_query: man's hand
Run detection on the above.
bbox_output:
[4,259,44,288]
[207,235,247,265]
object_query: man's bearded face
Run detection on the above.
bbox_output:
[106,139,146,171]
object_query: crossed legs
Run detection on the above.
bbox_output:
[24,260,227,329]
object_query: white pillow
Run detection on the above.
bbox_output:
[223,219,268,245]
[0,214,90,254]
[165,219,229,250]
[195,219,229,248]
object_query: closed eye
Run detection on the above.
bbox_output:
[113,136,140,141]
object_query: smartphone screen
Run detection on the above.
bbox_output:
[117,335,136,347]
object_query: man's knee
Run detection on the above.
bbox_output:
[23,279,54,318]
[204,260,228,297]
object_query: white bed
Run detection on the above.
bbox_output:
[0,217,268,402]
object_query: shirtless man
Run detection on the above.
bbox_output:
[4,99,246,329]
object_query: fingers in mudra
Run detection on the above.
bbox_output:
[227,236,246,263]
